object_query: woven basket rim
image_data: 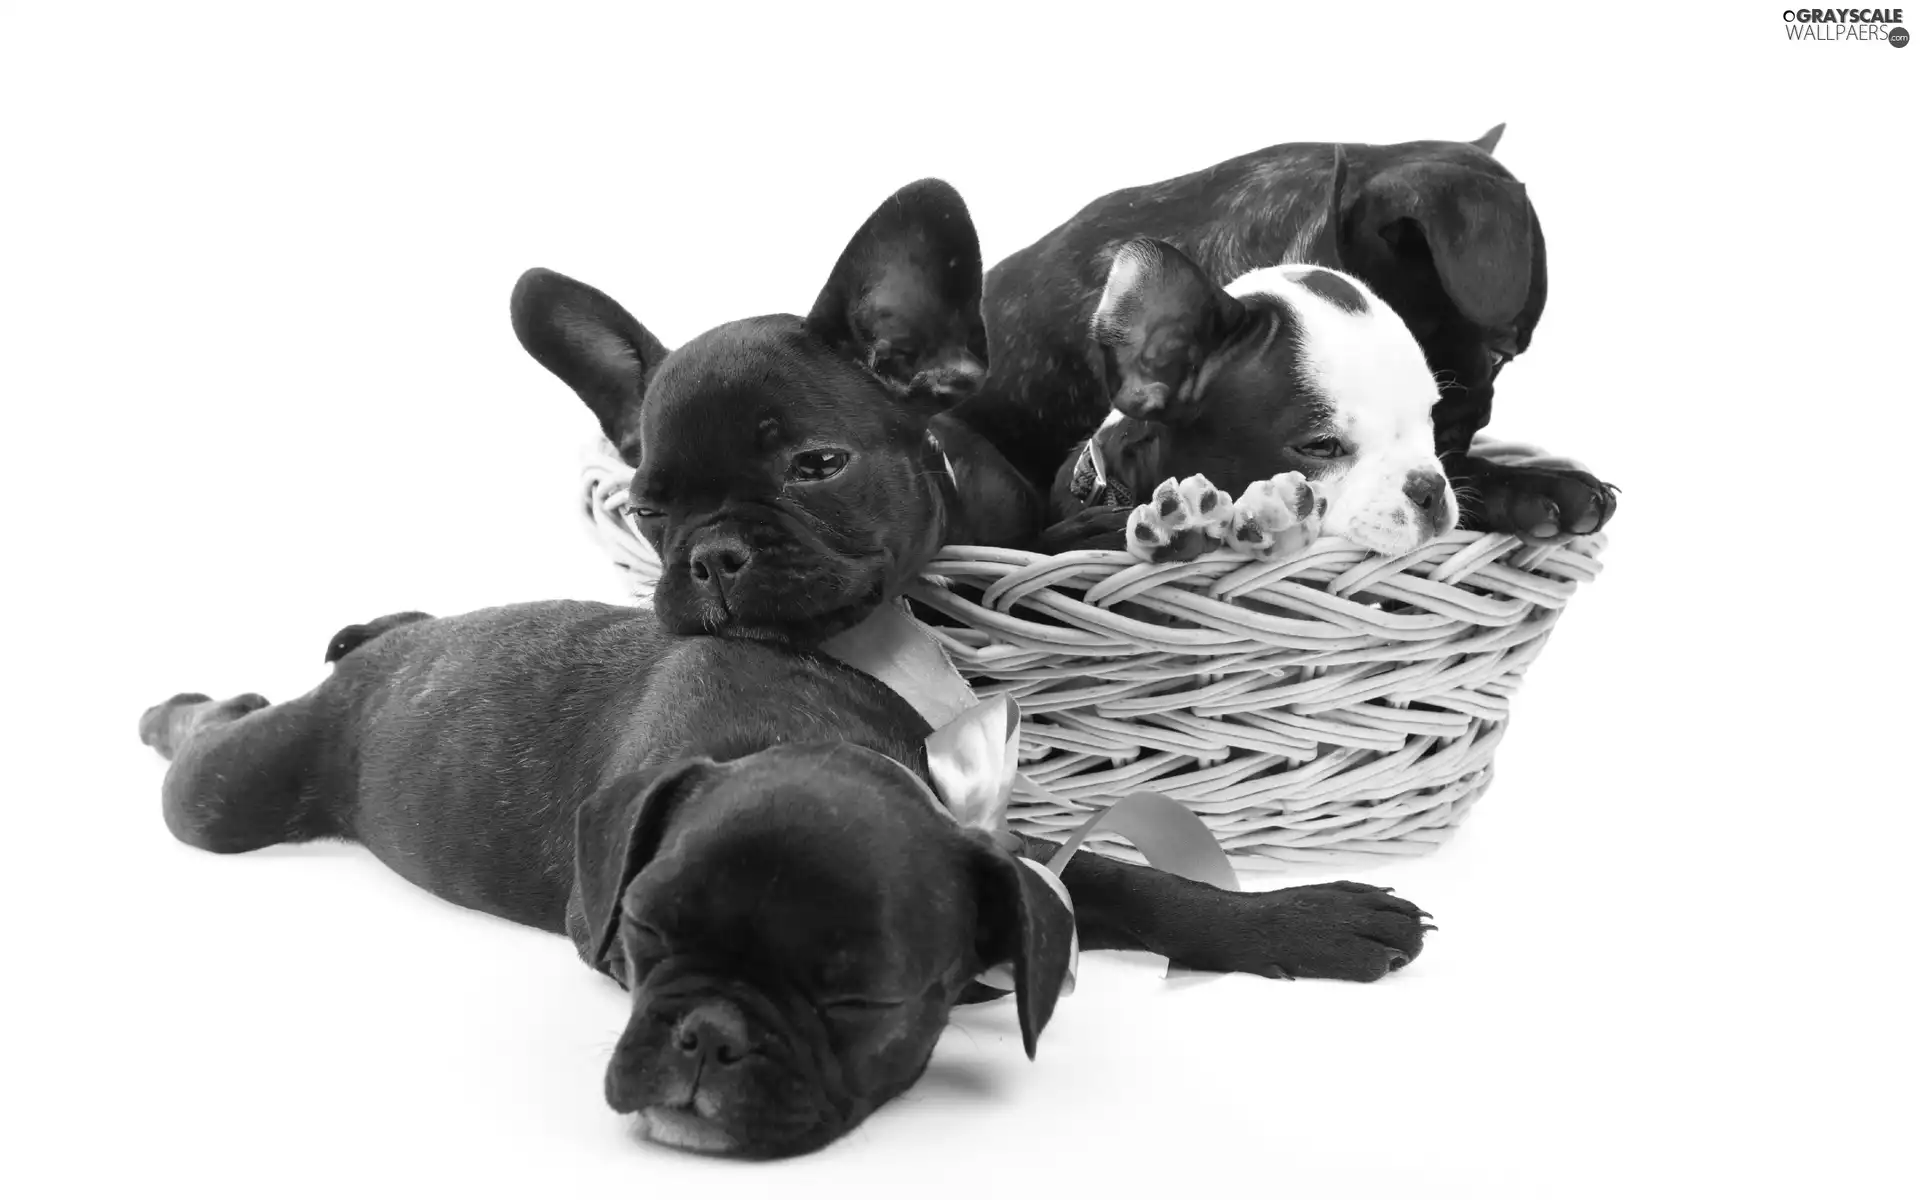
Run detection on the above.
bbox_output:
[574,434,1608,874]
[578,435,1607,587]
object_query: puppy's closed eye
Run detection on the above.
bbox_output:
[820,997,905,1014]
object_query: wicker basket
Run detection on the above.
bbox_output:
[580,438,1606,873]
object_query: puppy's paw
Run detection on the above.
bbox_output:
[1037,504,1133,554]
[1126,475,1232,563]
[1226,471,1324,559]
[1176,881,1432,982]
[1471,463,1618,544]
[138,692,269,760]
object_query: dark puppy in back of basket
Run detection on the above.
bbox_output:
[142,180,1433,1163]
[950,125,1616,545]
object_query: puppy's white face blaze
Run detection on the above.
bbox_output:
[1227,265,1455,556]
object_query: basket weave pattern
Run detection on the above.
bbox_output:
[580,442,1605,872]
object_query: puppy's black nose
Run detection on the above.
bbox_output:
[1404,471,1450,523]
[673,1001,749,1070]
[688,536,752,598]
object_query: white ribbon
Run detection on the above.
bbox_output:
[823,594,1244,994]
[919,691,1241,995]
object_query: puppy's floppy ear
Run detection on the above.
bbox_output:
[970,845,1076,1059]
[1075,412,1175,513]
[1298,144,1349,269]
[511,268,670,463]
[806,178,989,407]
[1090,239,1246,424]
[1469,123,1506,154]
[571,758,717,977]
[1353,165,1535,330]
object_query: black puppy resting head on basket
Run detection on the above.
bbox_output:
[511,180,1033,644]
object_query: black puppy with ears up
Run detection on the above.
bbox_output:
[145,181,1431,1160]
[515,184,1045,604]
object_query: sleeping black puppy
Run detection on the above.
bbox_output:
[951,125,1616,543]
[143,180,1430,1160]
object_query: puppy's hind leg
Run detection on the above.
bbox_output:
[140,692,340,854]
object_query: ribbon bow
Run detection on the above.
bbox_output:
[921,694,1241,994]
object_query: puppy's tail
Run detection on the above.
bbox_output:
[324,611,434,664]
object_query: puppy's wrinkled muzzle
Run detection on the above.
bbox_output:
[687,535,751,607]
[1330,469,1457,557]
[657,516,891,645]
[605,986,841,1159]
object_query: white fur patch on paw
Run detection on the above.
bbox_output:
[1126,474,1232,562]
[1227,472,1325,559]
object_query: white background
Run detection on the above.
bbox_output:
[4,2,1914,1196]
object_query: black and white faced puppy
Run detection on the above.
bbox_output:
[957,125,1615,543]
[512,181,1042,638]
[1048,157,1455,561]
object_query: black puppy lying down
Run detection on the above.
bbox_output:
[142,181,1429,1160]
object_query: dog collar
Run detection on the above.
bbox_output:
[923,428,960,502]
[1068,436,1134,509]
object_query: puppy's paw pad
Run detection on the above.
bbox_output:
[1128,475,1229,562]
[1127,509,1210,563]
[1177,475,1234,540]
[1228,472,1323,558]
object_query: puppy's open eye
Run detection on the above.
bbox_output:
[625,504,664,521]
[788,449,851,482]
[1295,436,1349,459]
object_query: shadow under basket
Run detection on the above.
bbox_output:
[580,439,1607,873]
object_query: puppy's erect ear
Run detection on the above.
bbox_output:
[1299,144,1349,269]
[511,268,670,462]
[1469,123,1506,154]
[571,758,717,977]
[1090,239,1246,424]
[805,178,989,408]
[971,845,1076,1059]
[1353,166,1535,330]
